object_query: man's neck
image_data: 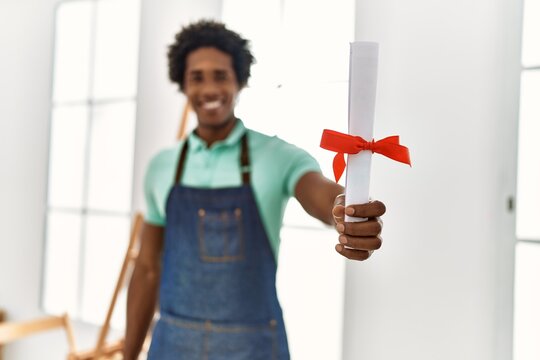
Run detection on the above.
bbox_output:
[195,117,238,147]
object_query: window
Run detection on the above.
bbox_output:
[42,0,140,328]
[513,0,540,357]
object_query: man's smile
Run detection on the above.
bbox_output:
[200,99,223,110]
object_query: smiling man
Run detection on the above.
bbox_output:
[124,20,386,360]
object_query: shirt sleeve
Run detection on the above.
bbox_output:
[143,152,167,226]
[280,142,322,198]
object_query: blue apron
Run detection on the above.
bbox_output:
[148,133,290,360]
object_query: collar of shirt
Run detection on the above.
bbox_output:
[187,119,247,153]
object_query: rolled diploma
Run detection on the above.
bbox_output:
[344,42,379,223]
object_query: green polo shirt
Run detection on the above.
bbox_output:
[144,120,321,260]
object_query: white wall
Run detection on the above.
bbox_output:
[342,0,522,359]
[0,0,54,319]
[0,0,64,357]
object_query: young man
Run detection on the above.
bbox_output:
[124,20,386,360]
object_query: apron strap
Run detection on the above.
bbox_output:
[174,132,251,185]
[174,137,190,184]
[240,133,250,185]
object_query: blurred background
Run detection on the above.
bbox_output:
[0,0,539,359]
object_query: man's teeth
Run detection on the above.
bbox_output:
[202,100,221,110]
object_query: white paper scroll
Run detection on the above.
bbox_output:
[344,42,379,223]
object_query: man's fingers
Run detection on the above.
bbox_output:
[334,197,384,261]
[344,200,386,218]
[332,204,345,224]
[334,194,345,207]
[338,235,382,251]
[337,219,382,237]
[335,244,371,261]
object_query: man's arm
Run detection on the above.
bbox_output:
[124,222,164,360]
[295,171,385,261]
[295,171,343,225]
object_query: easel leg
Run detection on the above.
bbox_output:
[0,309,5,360]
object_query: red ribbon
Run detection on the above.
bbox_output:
[320,129,411,182]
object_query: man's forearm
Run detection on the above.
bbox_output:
[296,172,344,225]
[124,262,160,360]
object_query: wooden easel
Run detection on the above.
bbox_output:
[69,100,191,359]
[68,213,143,360]
[176,101,191,140]
[0,313,77,355]
[0,309,4,360]
[0,100,192,360]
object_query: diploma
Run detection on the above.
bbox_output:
[320,43,410,223]
[344,42,379,223]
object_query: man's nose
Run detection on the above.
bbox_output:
[199,81,219,97]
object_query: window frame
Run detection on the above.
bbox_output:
[41,0,141,327]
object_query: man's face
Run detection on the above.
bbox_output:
[183,47,240,129]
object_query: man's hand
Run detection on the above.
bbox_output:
[332,194,385,261]
[293,172,386,260]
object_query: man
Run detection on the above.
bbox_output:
[124,20,385,360]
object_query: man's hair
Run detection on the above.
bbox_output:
[168,20,255,91]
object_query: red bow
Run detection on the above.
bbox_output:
[320,129,411,182]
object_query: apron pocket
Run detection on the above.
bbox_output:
[198,207,245,263]
[147,317,204,360]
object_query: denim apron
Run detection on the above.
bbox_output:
[147,134,290,360]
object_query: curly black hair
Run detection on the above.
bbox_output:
[168,20,255,91]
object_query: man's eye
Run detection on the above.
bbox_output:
[215,73,228,81]
[189,74,203,83]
